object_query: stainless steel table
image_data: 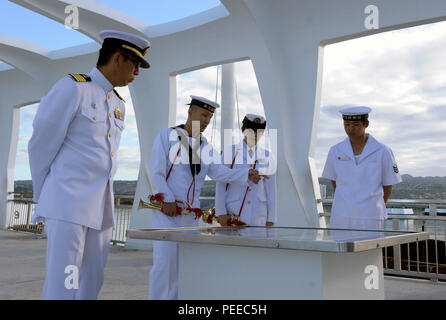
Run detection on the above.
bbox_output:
[128,226,429,300]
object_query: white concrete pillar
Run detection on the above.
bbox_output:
[126,65,174,250]
[0,106,19,229]
[220,63,236,149]
[6,108,21,229]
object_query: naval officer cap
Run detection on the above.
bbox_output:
[187,95,220,113]
[99,30,151,68]
[242,113,267,131]
[339,106,372,121]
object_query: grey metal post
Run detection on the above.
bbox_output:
[393,219,401,271]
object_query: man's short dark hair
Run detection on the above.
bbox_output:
[97,46,117,67]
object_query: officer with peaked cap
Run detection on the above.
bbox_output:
[148,96,264,300]
[28,30,150,299]
[215,114,277,227]
[322,106,402,230]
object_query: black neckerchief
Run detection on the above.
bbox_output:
[172,124,203,177]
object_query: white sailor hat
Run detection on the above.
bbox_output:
[99,30,151,68]
[339,106,371,121]
[242,113,267,130]
[187,95,220,113]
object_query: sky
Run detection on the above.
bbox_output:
[4,1,446,180]
[0,0,221,49]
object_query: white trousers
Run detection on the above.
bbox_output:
[42,218,112,300]
[149,210,197,300]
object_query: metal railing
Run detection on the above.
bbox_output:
[320,198,446,282]
[6,193,134,245]
[383,215,446,281]
[319,198,446,215]
[111,196,133,245]
[7,196,42,233]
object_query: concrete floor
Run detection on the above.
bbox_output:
[0,230,151,300]
[1,229,445,300]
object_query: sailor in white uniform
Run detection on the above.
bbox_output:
[28,30,151,299]
[148,96,264,300]
[215,114,277,226]
[322,106,402,230]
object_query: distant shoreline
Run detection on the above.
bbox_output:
[13,175,446,201]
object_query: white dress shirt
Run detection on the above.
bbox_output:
[149,126,251,212]
[215,140,277,225]
[322,134,402,229]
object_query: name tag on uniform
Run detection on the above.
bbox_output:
[337,156,350,161]
[256,158,266,163]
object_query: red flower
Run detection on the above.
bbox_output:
[151,193,165,203]
[206,212,216,224]
[186,207,204,219]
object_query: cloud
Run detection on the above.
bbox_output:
[115,145,141,180]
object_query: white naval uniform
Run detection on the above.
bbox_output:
[322,134,402,230]
[28,68,125,299]
[215,141,277,226]
[148,126,250,300]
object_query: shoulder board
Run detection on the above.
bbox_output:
[68,73,91,82]
[113,89,126,102]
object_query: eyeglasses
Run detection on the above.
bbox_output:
[121,53,140,69]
